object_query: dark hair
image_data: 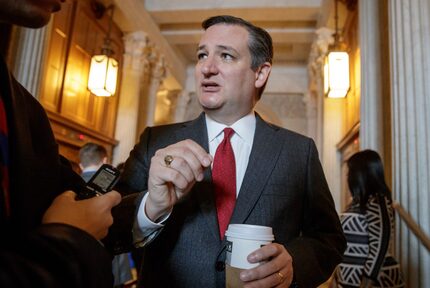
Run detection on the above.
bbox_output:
[78,142,107,168]
[202,15,273,98]
[347,149,392,213]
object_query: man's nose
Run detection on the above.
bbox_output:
[201,56,218,76]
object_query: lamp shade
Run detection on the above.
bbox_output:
[88,54,118,97]
[324,51,350,98]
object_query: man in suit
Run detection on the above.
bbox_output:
[115,15,345,288]
[79,142,108,182]
[0,0,121,287]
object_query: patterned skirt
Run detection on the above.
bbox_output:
[336,256,405,288]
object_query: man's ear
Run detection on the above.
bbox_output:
[255,62,272,89]
[102,157,108,164]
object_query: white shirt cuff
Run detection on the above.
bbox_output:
[133,192,171,244]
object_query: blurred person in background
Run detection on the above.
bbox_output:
[78,142,108,182]
[78,145,134,287]
[335,150,405,288]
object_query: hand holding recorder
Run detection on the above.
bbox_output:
[43,164,122,239]
[42,190,121,240]
[78,164,121,199]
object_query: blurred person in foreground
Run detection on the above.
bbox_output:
[111,15,346,288]
[335,150,405,288]
[0,1,121,287]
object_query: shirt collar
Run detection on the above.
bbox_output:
[206,112,256,145]
[82,168,98,173]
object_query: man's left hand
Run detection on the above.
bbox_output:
[239,243,293,288]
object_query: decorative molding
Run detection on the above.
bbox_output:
[308,27,334,90]
[151,55,167,80]
[47,110,118,146]
[123,31,149,72]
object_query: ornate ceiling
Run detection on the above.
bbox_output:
[110,0,352,88]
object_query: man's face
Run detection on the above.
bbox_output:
[0,0,63,28]
[195,24,269,125]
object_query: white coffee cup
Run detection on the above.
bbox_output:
[225,224,274,288]
[225,224,274,269]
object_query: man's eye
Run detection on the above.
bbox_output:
[221,53,234,60]
[197,53,207,60]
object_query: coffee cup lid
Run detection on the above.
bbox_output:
[225,224,274,241]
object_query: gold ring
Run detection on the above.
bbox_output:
[277,271,285,283]
[164,155,174,167]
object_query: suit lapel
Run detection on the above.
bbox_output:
[174,113,208,146]
[174,113,220,241]
[175,114,283,244]
[230,115,282,225]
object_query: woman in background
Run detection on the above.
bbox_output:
[336,150,405,287]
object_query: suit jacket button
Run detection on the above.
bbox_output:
[215,261,225,271]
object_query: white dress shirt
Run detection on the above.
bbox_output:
[206,112,255,196]
[134,112,256,241]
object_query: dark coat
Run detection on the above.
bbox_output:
[0,57,113,288]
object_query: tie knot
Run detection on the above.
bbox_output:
[223,128,235,140]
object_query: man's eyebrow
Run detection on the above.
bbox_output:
[197,44,206,52]
[196,44,239,54]
[217,45,239,54]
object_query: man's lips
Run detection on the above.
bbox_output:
[201,81,220,92]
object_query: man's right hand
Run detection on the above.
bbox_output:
[42,190,122,240]
[145,139,212,222]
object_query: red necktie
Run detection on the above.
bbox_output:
[213,128,236,239]
[0,98,10,217]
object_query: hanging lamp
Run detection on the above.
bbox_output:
[87,3,118,97]
[324,0,350,98]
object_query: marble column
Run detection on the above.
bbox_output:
[308,27,334,154]
[358,0,384,156]
[174,90,192,123]
[308,27,344,211]
[389,0,430,286]
[146,56,166,127]
[163,89,181,123]
[303,91,317,146]
[13,26,50,98]
[112,31,149,165]
[309,0,335,160]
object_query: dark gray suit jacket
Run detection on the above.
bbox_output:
[112,113,346,288]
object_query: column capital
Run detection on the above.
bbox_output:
[153,56,167,79]
[307,27,334,90]
[123,31,150,72]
